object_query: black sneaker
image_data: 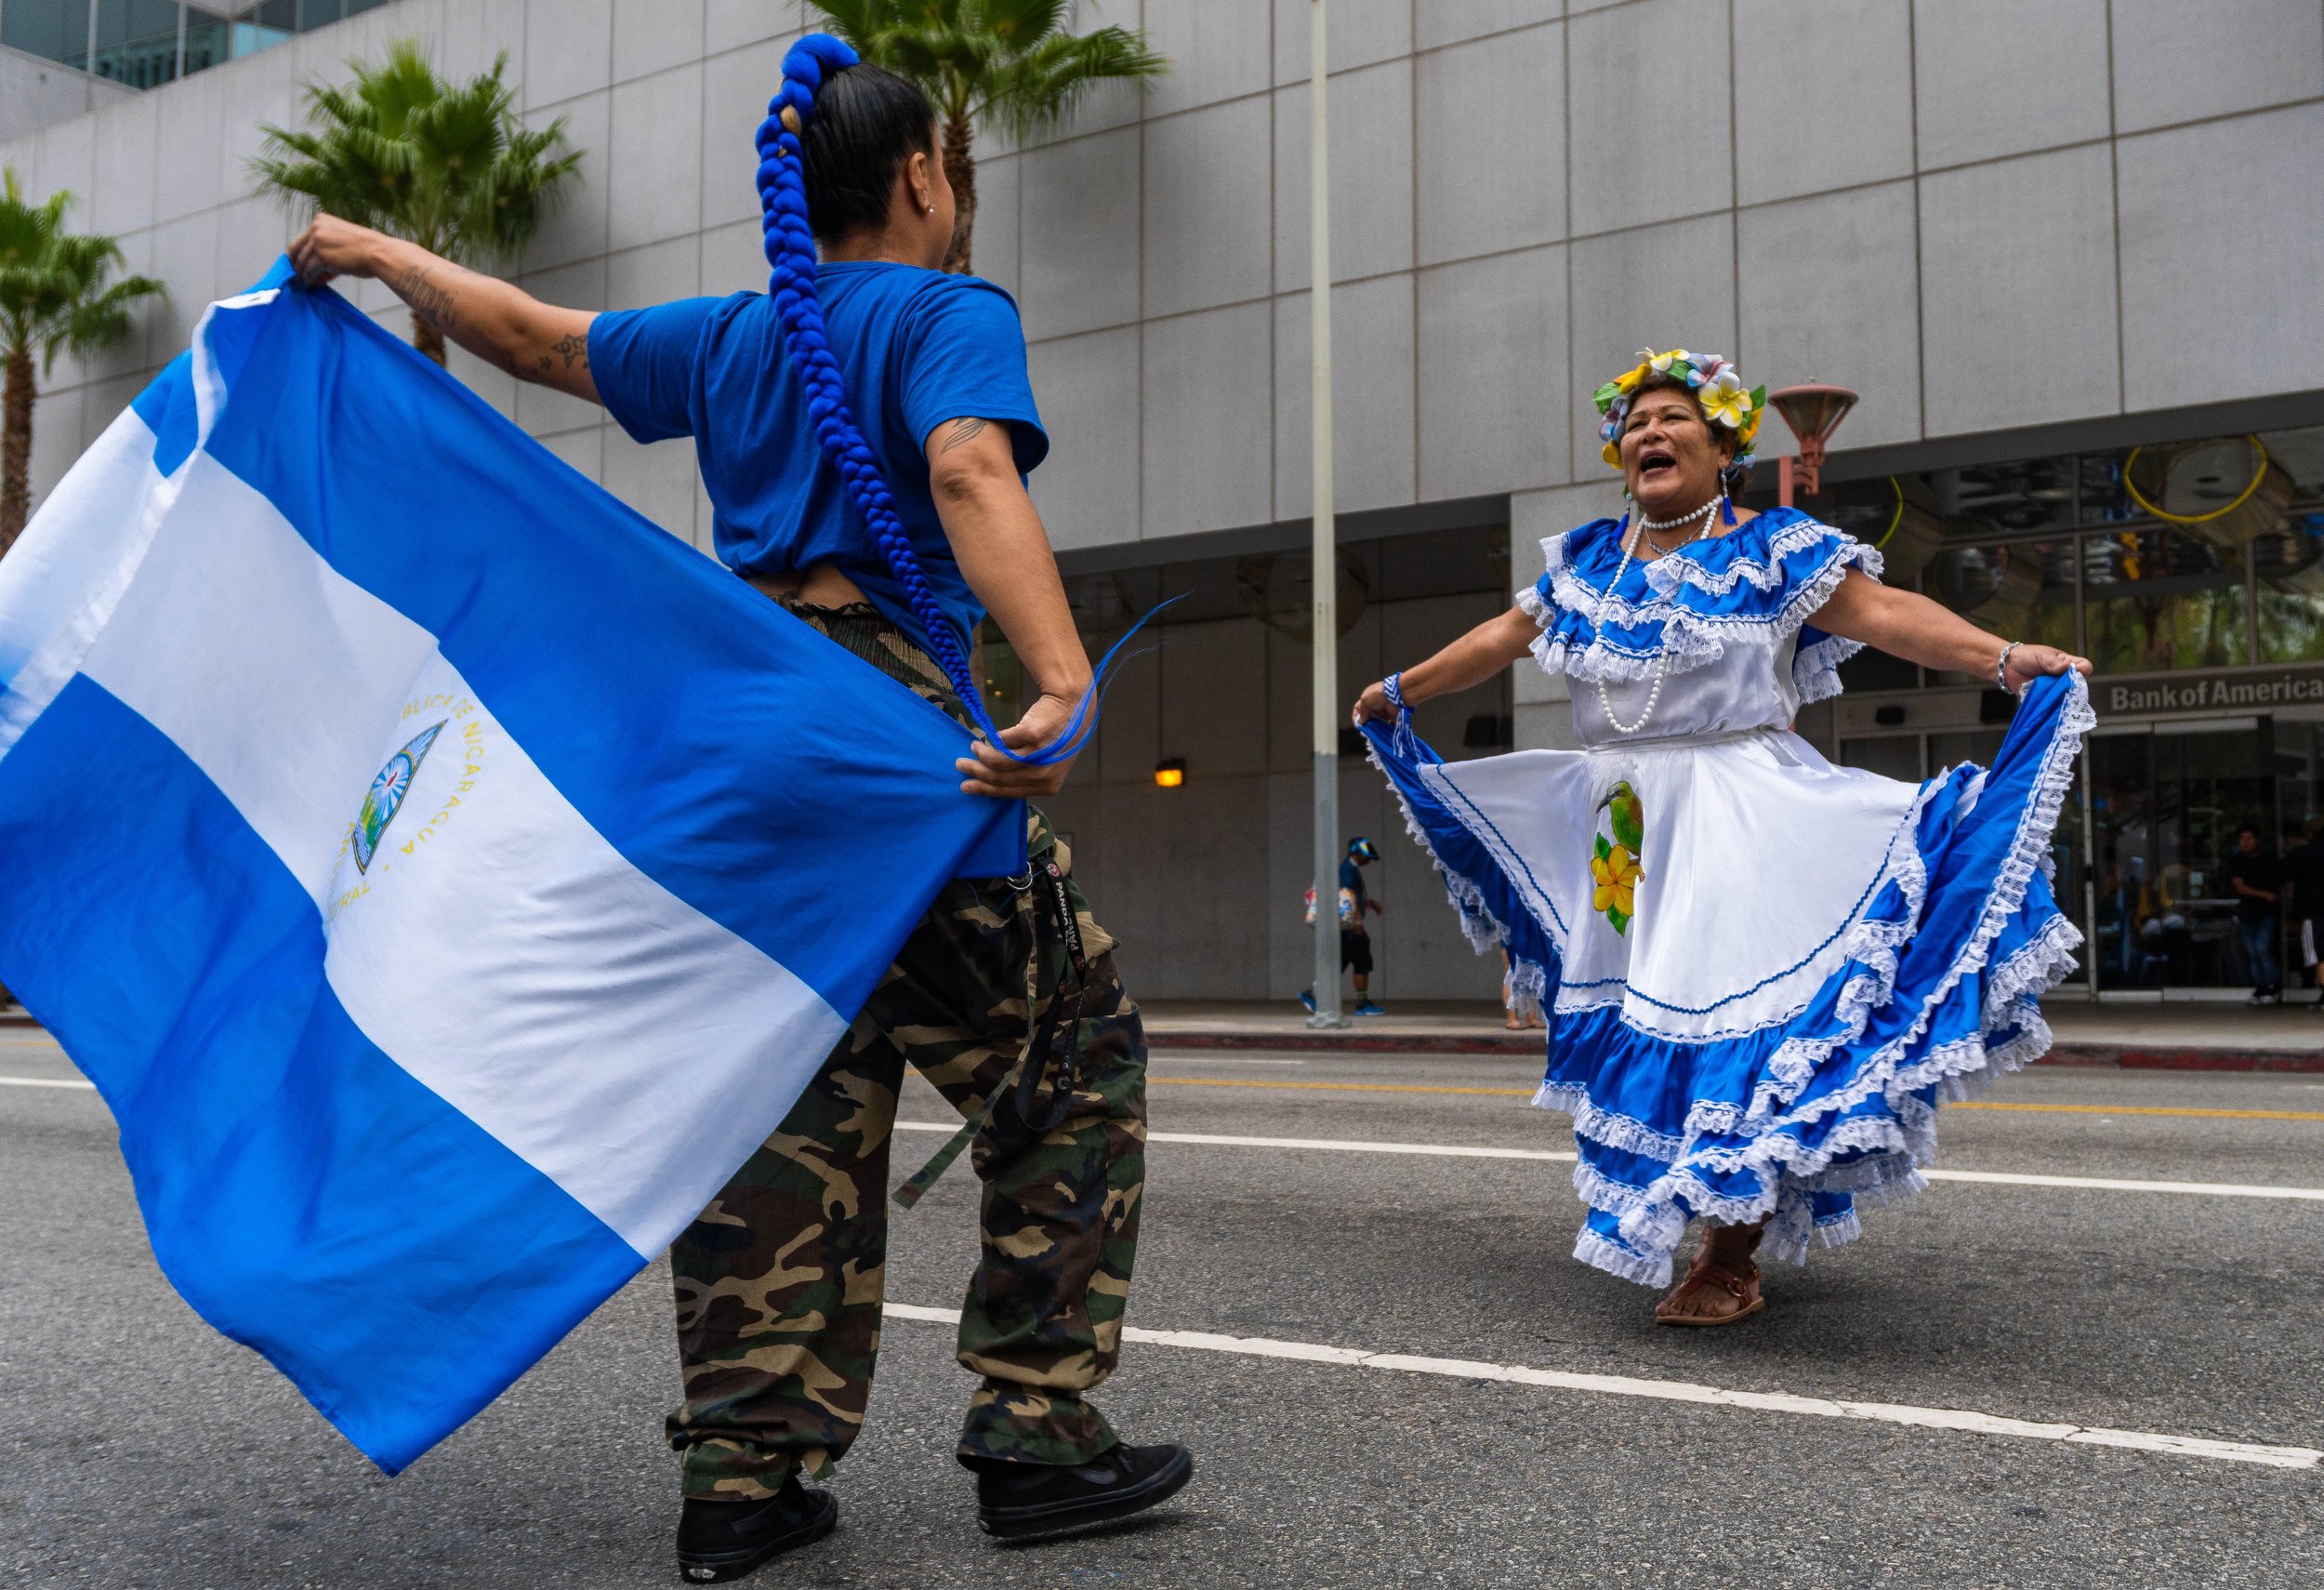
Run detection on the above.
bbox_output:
[970,1442,1195,1540]
[675,1477,837,1583]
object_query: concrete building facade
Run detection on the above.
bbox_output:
[7,0,2324,1000]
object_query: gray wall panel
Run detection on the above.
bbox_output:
[2110,0,2324,134]
[1272,59,1414,290]
[1416,245,1567,499]
[700,37,791,232]
[1143,96,1274,318]
[520,90,612,272]
[1274,275,1418,519]
[612,0,703,84]
[1919,144,2119,436]
[1017,126,1142,339]
[1737,180,1922,448]
[2119,102,2324,412]
[1142,300,1274,539]
[1143,0,1274,115]
[1911,0,2110,168]
[1567,0,1733,235]
[608,66,704,251]
[1733,0,1913,205]
[1414,22,1565,267]
[1417,0,1565,51]
[1027,326,1144,550]
[525,0,614,110]
[1274,0,1413,83]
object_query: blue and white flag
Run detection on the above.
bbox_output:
[0,263,1021,1473]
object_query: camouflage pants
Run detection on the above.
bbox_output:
[665,601,1148,1501]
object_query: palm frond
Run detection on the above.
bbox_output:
[977,26,1166,140]
[0,170,158,370]
[248,38,577,271]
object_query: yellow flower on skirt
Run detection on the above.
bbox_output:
[1592,843,1640,921]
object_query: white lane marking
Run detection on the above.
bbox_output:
[892,1120,2324,1201]
[1926,1168,2324,1200]
[1149,1057,1311,1066]
[879,1303,2320,1471]
[0,1076,94,1090]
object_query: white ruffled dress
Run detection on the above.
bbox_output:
[1366,509,2093,1287]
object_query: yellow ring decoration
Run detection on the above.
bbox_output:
[1868,476,1905,550]
[2120,436,2271,526]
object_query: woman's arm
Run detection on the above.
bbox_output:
[287,216,599,400]
[1811,569,2092,692]
[1351,604,1541,725]
[925,417,1092,800]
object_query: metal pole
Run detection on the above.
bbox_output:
[1307,0,1345,1030]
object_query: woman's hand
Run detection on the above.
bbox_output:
[287,214,391,285]
[1352,681,1399,726]
[2004,643,2093,693]
[957,690,1083,798]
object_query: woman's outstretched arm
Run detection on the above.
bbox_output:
[1351,605,1541,724]
[1811,569,2091,690]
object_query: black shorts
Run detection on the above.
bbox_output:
[1340,929,1373,975]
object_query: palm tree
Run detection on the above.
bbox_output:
[252,41,581,365]
[805,0,1166,275]
[0,169,166,555]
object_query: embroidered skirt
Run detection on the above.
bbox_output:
[1367,672,2093,1287]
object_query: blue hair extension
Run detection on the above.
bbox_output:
[758,34,1138,765]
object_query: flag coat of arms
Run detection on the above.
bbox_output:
[0,264,1022,1473]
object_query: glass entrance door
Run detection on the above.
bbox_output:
[2088,719,2278,989]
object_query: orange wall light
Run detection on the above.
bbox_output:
[1153,757,1187,789]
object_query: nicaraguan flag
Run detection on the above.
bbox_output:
[0,263,1021,1474]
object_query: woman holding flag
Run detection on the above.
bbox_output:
[291,33,1188,1582]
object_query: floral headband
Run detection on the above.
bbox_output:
[1593,349,1764,473]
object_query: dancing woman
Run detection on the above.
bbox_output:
[1355,350,2093,1326]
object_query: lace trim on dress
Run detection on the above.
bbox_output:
[1600,681,2095,1264]
[1518,517,1879,687]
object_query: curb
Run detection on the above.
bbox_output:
[10,1013,2318,1073]
[1151,1027,2324,1072]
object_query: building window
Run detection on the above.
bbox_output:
[3,0,94,67]
[0,0,372,82]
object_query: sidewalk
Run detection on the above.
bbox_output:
[1141,998,2324,1072]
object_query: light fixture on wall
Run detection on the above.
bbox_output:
[1153,757,1186,789]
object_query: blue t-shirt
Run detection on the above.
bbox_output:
[587,262,1049,655]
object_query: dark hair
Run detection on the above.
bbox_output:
[758,36,1117,766]
[2238,823,2261,840]
[797,60,936,244]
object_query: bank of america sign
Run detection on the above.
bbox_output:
[2097,664,2324,718]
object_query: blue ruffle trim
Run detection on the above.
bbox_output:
[1366,671,2093,1289]
[1520,508,1882,685]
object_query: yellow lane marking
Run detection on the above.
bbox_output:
[1154,1077,1534,1097]
[1148,1077,2324,1122]
[1950,1100,2324,1122]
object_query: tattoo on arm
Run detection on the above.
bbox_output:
[550,331,588,370]
[393,264,458,335]
[938,417,988,455]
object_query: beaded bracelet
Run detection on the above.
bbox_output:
[1995,641,2024,696]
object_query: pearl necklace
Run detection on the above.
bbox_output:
[1589,492,1722,737]
[1634,493,1723,538]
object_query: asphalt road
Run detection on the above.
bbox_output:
[4,1029,2322,1588]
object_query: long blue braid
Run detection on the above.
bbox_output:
[759,35,1122,764]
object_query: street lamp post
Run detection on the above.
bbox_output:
[1308,0,1346,1029]
[1768,381,1858,507]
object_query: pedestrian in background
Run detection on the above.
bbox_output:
[2223,823,2283,1004]
[2284,818,2324,1008]
[1302,838,1386,1016]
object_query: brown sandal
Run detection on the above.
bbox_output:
[1654,1242,1766,1328]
